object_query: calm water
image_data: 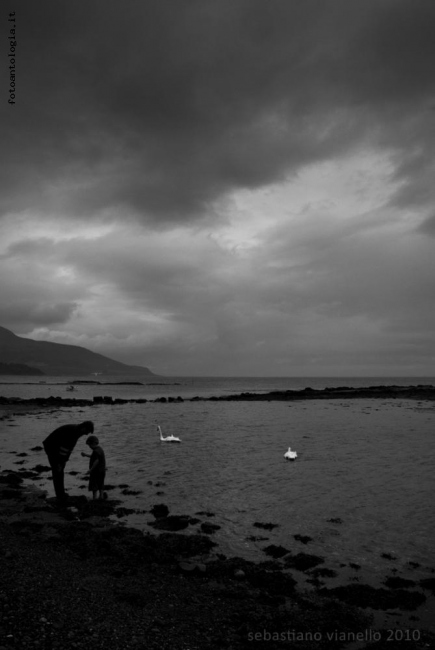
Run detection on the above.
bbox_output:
[1,376,435,626]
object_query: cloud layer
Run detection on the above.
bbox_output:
[1,0,435,375]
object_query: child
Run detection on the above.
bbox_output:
[81,435,106,500]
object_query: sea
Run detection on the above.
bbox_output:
[1,375,434,628]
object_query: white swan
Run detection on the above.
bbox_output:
[158,425,181,443]
[284,447,297,460]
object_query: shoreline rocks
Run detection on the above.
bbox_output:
[1,384,435,410]
[1,474,434,648]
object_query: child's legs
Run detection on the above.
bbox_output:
[99,471,105,499]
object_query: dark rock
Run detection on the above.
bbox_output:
[114,507,137,518]
[284,552,325,571]
[0,473,23,486]
[178,561,206,575]
[149,515,192,531]
[31,464,51,473]
[187,518,200,525]
[178,560,198,574]
[307,577,324,587]
[419,578,435,594]
[263,544,290,559]
[150,503,169,519]
[200,522,221,534]
[253,521,278,530]
[0,488,24,500]
[78,500,119,519]
[294,534,312,544]
[384,576,416,589]
[309,567,338,578]
[17,471,38,479]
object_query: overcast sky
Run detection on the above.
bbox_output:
[1,0,435,376]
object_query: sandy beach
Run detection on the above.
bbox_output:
[1,480,434,650]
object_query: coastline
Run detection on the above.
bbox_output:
[1,472,435,649]
[1,384,435,410]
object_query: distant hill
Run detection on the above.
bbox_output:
[0,326,156,376]
[0,361,45,375]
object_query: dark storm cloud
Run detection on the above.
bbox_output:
[5,302,78,328]
[2,0,435,223]
[419,213,435,236]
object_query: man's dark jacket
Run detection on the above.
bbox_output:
[43,424,84,464]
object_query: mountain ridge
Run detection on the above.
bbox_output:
[0,326,156,376]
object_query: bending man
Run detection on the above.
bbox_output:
[43,420,94,502]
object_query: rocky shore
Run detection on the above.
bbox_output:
[1,392,434,649]
[1,470,435,650]
[1,384,435,410]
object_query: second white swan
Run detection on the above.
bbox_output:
[158,425,181,443]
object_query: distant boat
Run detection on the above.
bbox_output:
[158,425,181,443]
[284,447,297,460]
